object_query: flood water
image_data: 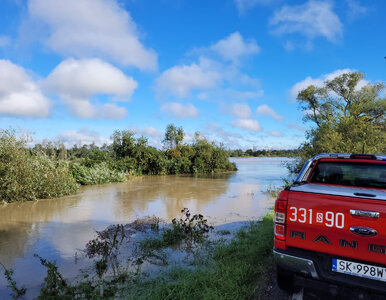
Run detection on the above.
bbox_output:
[0,157,293,298]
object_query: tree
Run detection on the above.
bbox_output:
[294,72,385,172]
[163,124,184,150]
[111,130,136,158]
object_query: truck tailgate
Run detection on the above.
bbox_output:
[285,184,386,265]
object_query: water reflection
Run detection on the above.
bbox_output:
[0,157,293,298]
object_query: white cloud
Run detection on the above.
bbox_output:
[270,0,343,42]
[56,127,111,147]
[205,122,243,148]
[156,58,221,98]
[346,0,367,21]
[231,103,252,119]
[211,32,260,62]
[142,126,162,138]
[234,0,278,14]
[45,58,137,119]
[231,119,261,132]
[290,68,368,101]
[27,0,157,71]
[156,33,262,99]
[161,102,199,119]
[256,104,284,121]
[267,130,283,137]
[0,60,51,117]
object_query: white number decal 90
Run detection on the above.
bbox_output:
[288,207,344,229]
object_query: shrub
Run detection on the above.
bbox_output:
[0,131,78,203]
[70,162,126,185]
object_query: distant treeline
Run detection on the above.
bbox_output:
[0,125,236,203]
[229,149,299,157]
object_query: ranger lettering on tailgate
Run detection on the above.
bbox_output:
[273,153,386,296]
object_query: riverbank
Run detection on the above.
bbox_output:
[0,128,236,204]
[2,212,276,299]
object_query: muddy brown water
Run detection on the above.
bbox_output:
[0,157,294,298]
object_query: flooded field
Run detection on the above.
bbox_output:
[0,157,293,298]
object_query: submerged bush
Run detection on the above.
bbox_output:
[0,131,78,203]
[70,162,126,185]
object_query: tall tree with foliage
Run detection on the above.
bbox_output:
[163,124,184,150]
[294,72,385,172]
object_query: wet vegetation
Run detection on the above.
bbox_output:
[140,208,213,252]
[1,211,274,299]
[0,124,237,203]
[229,148,299,157]
[0,131,78,203]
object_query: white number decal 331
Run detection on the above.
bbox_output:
[288,206,344,229]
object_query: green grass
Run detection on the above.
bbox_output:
[120,213,274,299]
[2,213,274,299]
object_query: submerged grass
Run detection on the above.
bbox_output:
[121,213,274,299]
[1,213,274,299]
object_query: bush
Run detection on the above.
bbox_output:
[0,131,78,203]
[70,162,126,185]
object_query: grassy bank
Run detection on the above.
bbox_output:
[125,213,274,300]
[2,212,274,299]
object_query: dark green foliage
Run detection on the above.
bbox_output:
[70,162,126,185]
[0,262,26,299]
[293,72,385,173]
[0,130,78,203]
[191,134,237,174]
[33,254,122,299]
[163,124,184,149]
[2,213,274,299]
[230,148,299,157]
[140,208,214,252]
[85,224,125,277]
[34,254,70,299]
[0,124,236,203]
[171,208,214,243]
[127,213,274,299]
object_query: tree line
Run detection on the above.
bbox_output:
[0,125,237,203]
[229,149,299,157]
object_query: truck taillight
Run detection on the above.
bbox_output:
[274,224,285,240]
[274,191,288,243]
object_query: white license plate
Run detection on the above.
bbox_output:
[332,259,386,282]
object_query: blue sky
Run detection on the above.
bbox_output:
[0,0,385,149]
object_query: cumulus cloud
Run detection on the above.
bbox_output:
[142,126,162,138]
[205,122,243,147]
[45,58,137,119]
[270,0,343,42]
[156,33,262,99]
[231,119,261,132]
[256,104,284,121]
[56,127,110,147]
[230,103,252,119]
[27,0,157,71]
[290,68,368,101]
[267,130,283,137]
[0,60,51,117]
[210,32,260,62]
[156,58,221,98]
[161,102,199,119]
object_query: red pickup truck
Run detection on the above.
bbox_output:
[274,154,386,298]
